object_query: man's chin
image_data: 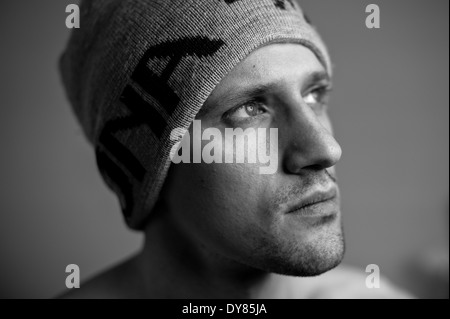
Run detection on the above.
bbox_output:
[255,231,346,277]
[285,246,344,277]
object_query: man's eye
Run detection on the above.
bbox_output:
[228,101,267,119]
[303,86,332,109]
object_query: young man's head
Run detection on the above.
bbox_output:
[61,0,343,278]
[161,43,343,277]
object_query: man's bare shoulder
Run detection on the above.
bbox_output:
[56,261,413,299]
[56,256,142,299]
[294,264,413,299]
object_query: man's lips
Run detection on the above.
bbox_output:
[284,187,338,217]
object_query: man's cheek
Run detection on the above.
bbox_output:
[183,174,259,254]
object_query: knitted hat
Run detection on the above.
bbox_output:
[60,0,332,230]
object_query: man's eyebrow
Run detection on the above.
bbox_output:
[222,83,272,106]
[302,71,331,89]
[198,71,331,118]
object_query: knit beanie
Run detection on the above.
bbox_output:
[60,0,332,230]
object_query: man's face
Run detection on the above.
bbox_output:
[161,43,344,276]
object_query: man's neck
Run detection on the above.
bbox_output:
[136,215,299,298]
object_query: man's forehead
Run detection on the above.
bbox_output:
[203,43,329,109]
[227,43,326,82]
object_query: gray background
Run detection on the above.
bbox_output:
[0,0,448,298]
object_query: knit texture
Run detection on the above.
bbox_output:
[60,0,332,230]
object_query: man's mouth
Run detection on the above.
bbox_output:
[284,187,338,218]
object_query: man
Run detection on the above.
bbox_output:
[59,0,410,298]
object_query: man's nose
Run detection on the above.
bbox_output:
[282,103,342,174]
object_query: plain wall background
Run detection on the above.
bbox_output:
[0,0,448,298]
